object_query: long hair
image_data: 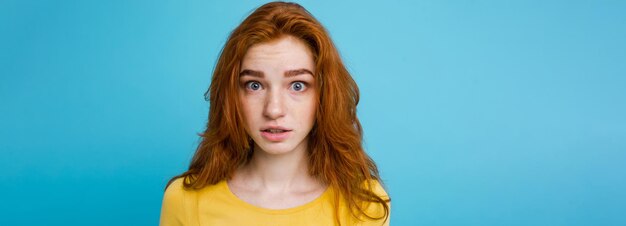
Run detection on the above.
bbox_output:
[168,1,390,224]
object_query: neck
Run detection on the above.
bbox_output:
[237,142,317,192]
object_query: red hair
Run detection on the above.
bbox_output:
[168,1,390,224]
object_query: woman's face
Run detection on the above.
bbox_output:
[239,36,317,155]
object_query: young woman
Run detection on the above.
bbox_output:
[160,2,390,225]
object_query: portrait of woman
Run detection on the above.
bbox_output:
[3,0,626,225]
[159,2,391,225]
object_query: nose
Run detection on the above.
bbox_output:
[263,88,286,119]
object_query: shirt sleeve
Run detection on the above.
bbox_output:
[159,178,187,226]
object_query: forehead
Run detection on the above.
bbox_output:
[241,36,315,73]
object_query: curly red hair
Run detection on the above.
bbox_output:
[168,2,390,224]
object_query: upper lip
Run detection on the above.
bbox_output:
[260,126,292,131]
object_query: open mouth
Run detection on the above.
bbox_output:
[260,128,292,141]
[262,129,291,133]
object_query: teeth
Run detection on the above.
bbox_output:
[266,129,286,133]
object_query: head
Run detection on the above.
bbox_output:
[204,1,359,160]
[174,2,389,223]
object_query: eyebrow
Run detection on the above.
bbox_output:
[239,69,314,78]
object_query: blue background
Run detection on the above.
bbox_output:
[1,0,625,225]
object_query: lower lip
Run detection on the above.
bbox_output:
[260,131,291,142]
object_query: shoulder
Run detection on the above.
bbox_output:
[357,179,391,226]
[160,177,191,226]
[163,177,186,200]
[363,179,390,200]
[160,177,227,226]
[162,177,195,208]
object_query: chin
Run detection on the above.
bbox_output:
[252,137,310,155]
[256,143,297,155]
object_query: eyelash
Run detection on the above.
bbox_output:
[242,81,308,92]
[245,81,263,91]
[290,81,307,91]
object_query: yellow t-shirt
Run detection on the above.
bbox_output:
[160,177,390,226]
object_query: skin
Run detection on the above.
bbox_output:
[228,35,326,209]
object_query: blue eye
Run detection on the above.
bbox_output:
[246,81,262,91]
[291,82,306,91]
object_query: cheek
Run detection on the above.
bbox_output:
[239,95,256,130]
[301,95,317,125]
